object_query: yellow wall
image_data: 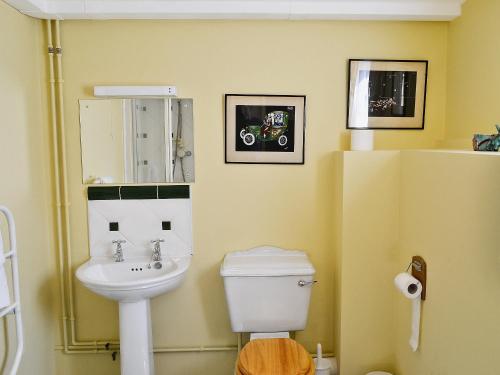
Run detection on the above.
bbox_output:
[57,20,448,374]
[395,150,500,374]
[445,0,500,147]
[0,2,56,374]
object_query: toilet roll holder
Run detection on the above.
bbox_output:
[406,256,427,300]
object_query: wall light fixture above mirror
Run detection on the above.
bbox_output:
[94,85,177,97]
[79,98,194,184]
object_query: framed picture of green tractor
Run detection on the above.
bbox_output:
[225,94,306,164]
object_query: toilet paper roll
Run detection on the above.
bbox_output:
[350,130,374,151]
[394,272,422,352]
[394,272,422,300]
[409,297,421,352]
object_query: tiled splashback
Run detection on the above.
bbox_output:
[87,185,192,259]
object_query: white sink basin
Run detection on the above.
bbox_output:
[76,256,191,302]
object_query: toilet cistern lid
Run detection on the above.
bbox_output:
[220,246,315,277]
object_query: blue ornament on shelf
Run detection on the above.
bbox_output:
[473,125,500,152]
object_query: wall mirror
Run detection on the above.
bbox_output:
[79,98,194,184]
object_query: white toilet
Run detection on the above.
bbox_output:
[220,246,316,374]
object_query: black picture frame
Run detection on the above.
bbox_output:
[225,94,306,164]
[347,59,428,130]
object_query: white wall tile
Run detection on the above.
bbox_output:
[88,198,192,259]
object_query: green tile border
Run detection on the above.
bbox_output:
[87,185,190,200]
[87,186,120,200]
[120,186,157,200]
[158,185,190,199]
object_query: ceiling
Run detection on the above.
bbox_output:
[5,0,465,20]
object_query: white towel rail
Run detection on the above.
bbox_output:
[0,206,23,375]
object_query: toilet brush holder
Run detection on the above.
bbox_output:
[314,343,331,375]
[314,359,331,375]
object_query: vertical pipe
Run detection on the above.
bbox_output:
[237,333,242,353]
[46,19,69,353]
[53,20,95,347]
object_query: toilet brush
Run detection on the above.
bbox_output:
[314,343,331,375]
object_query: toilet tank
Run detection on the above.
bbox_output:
[220,246,316,333]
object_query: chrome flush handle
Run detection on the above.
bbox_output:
[298,280,318,287]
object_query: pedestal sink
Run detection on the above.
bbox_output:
[81,185,193,374]
[76,255,191,375]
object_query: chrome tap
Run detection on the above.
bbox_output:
[150,239,165,262]
[112,239,126,262]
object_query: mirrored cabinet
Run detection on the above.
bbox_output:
[79,97,194,184]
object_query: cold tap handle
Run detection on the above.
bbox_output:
[150,239,165,244]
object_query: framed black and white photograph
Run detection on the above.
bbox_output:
[225,94,305,164]
[347,59,428,130]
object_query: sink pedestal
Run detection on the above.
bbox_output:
[119,300,154,375]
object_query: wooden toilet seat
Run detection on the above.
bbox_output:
[236,338,315,375]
